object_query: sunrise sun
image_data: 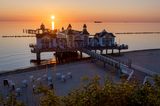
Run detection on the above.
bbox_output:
[51,15,55,20]
[51,15,55,30]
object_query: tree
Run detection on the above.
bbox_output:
[0,93,25,106]
[36,85,60,106]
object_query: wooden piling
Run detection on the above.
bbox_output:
[112,49,114,54]
[119,49,121,55]
[106,49,108,55]
[80,51,83,59]
[36,52,41,62]
[100,50,103,55]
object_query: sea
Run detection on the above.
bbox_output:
[0,21,160,72]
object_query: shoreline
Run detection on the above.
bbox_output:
[0,48,160,77]
[122,48,160,53]
[0,57,91,76]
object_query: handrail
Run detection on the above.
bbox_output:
[81,49,134,81]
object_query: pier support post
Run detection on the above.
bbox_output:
[80,52,83,59]
[112,49,114,54]
[106,49,108,55]
[118,49,121,56]
[36,52,41,63]
[100,50,103,55]
[54,52,58,63]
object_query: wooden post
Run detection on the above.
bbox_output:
[100,50,103,55]
[80,51,83,59]
[112,49,114,54]
[54,52,58,63]
[119,49,121,56]
[36,52,41,63]
[106,49,108,55]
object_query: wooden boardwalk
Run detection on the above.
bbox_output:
[81,49,134,81]
[30,45,128,53]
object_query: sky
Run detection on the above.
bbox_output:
[0,0,160,22]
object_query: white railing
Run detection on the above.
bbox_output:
[82,49,134,81]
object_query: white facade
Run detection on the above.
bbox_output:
[35,24,116,50]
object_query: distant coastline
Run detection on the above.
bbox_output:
[116,32,160,34]
[94,21,102,23]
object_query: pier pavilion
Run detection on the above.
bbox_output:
[27,24,128,63]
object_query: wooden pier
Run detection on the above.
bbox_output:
[26,23,131,79]
[81,48,134,81]
[30,44,128,62]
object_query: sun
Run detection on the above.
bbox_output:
[51,15,55,20]
[51,15,55,30]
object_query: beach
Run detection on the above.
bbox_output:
[0,60,119,105]
[0,49,160,83]
[113,49,160,74]
[0,49,160,105]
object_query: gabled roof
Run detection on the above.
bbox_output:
[95,29,115,38]
[99,29,108,37]
[81,29,89,35]
[108,33,115,37]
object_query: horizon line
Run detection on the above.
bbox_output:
[0,20,160,23]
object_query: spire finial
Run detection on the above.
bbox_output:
[83,24,87,29]
[67,24,72,29]
[40,23,45,30]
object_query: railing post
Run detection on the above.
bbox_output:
[112,49,114,54]
[106,49,108,55]
[80,51,83,59]
[119,49,121,55]
[36,51,41,64]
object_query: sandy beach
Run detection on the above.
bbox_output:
[0,60,120,105]
[113,49,160,74]
[108,49,160,83]
[0,49,160,105]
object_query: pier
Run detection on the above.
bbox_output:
[81,48,134,81]
[30,45,128,62]
[27,24,128,62]
[26,23,130,77]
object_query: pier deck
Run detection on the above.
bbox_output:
[30,45,128,53]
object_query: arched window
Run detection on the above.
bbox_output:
[41,37,51,49]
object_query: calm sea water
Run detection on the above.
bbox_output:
[0,21,160,72]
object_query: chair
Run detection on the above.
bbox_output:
[15,88,21,96]
[36,77,42,85]
[61,75,66,82]
[48,82,54,89]
[47,77,52,82]
[56,73,61,80]
[42,74,47,80]
[29,75,34,82]
[10,82,15,90]
[22,80,28,88]
[3,79,9,86]
[67,72,72,79]
[32,85,36,93]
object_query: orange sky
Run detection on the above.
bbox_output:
[0,0,160,22]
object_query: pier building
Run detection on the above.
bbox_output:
[27,24,128,63]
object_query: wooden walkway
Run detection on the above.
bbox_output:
[81,49,134,81]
